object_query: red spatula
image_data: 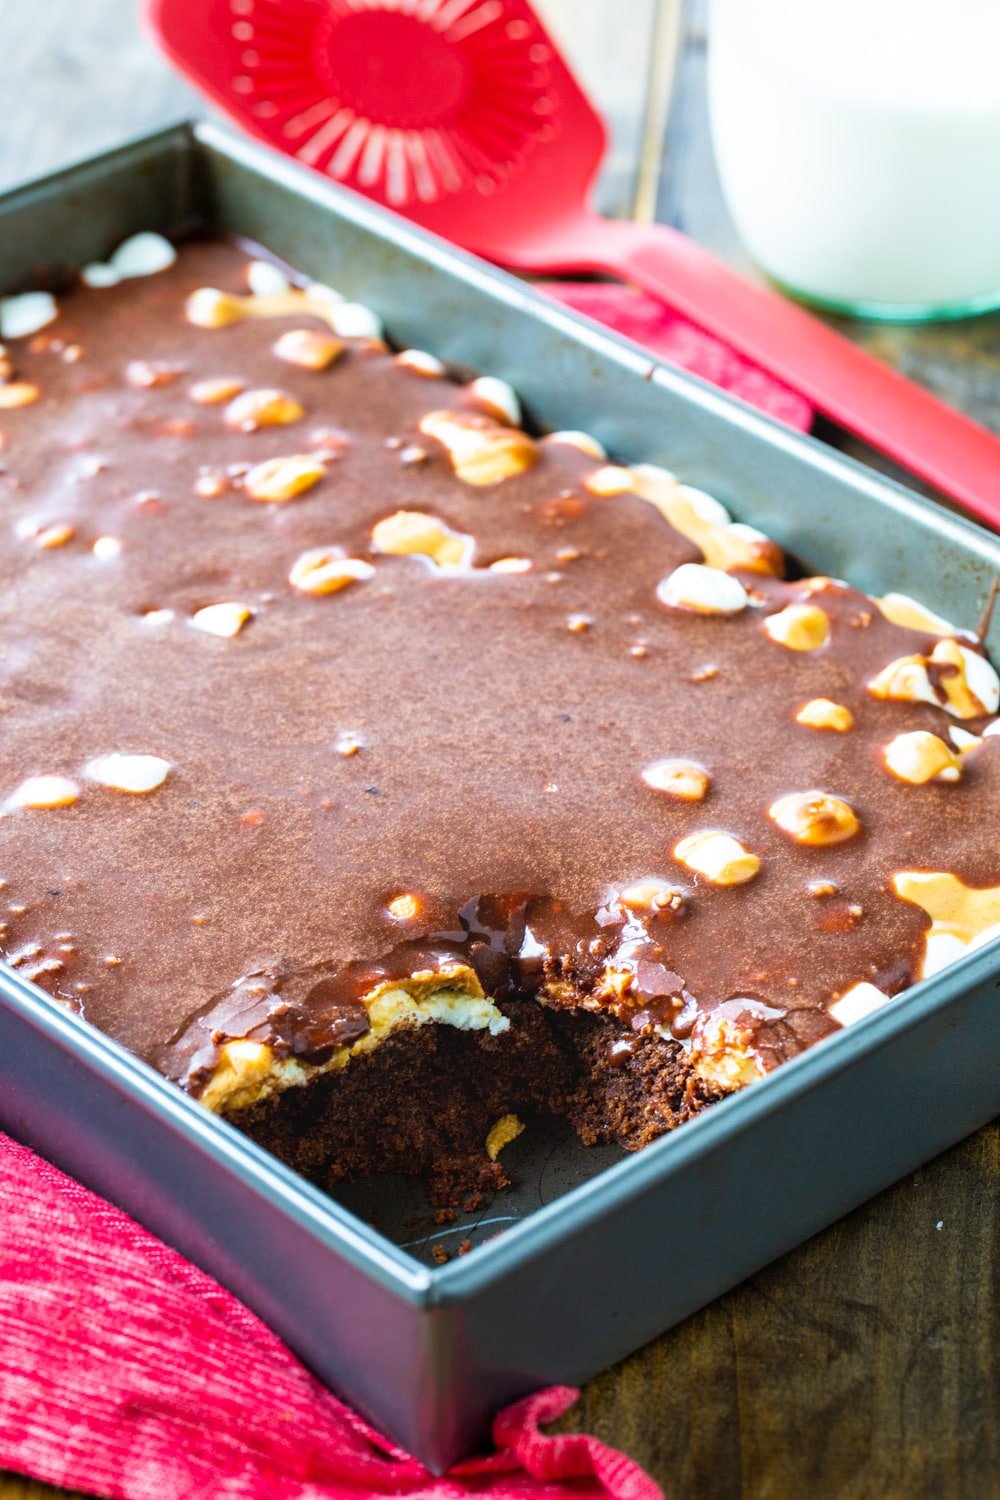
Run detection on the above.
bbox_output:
[148,0,1000,529]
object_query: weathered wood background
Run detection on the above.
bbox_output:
[0,1,996,1495]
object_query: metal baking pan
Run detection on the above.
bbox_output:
[1,122,998,1473]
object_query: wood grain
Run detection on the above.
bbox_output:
[559,1125,999,1498]
[0,2,996,1496]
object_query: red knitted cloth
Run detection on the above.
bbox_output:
[545,281,813,430]
[0,1133,661,1500]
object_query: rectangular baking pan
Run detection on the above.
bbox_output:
[1,122,998,1473]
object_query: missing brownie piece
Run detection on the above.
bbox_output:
[1,236,998,1206]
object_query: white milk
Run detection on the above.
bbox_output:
[708,0,1000,316]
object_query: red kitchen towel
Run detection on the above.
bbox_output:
[545,281,813,431]
[0,1132,661,1500]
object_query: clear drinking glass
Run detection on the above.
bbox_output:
[708,0,1000,321]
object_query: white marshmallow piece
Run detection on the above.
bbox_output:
[85,753,171,795]
[305,281,345,306]
[922,921,1000,979]
[191,603,253,639]
[585,465,635,496]
[247,260,290,297]
[544,430,607,459]
[109,233,177,279]
[828,983,891,1027]
[81,263,122,289]
[673,829,760,885]
[883,730,961,785]
[468,375,521,426]
[329,302,383,339]
[958,644,1000,716]
[657,562,748,616]
[867,656,939,708]
[396,349,446,377]
[6,774,80,811]
[920,931,970,979]
[727,521,771,544]
[675,483,732,527]
[631,461,679,486]
[877,592,959,637]
[0,292,59,339]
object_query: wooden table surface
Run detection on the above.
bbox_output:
[0,2,997,1496]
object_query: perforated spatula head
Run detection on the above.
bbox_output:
[148,0,607,258]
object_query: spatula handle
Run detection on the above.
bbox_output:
[533,214,1000,531]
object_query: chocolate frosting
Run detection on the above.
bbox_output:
[0,241,998,1092]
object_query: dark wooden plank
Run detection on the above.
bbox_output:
[0,1480,88,1500]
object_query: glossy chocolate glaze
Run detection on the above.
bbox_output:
[1,241,998,1093]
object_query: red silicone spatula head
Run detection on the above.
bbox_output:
[148,0,607,255]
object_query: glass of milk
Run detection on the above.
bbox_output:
[708,0,1000,320]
